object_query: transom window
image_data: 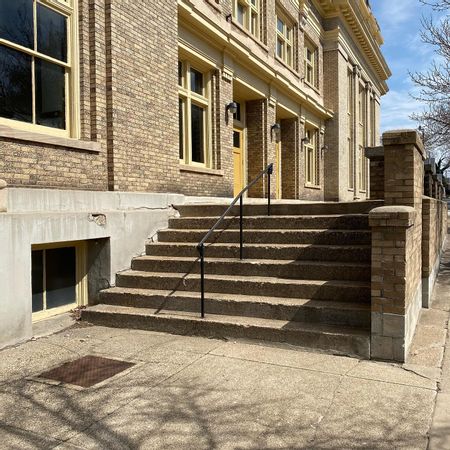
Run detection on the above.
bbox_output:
[178,61,210,166]
[304,40,317,87]
[233,0,259,38]
[276,14,293,67]
[304,127,319,187]
[0,0,76,135]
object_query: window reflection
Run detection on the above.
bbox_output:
[0,0,33,49]
[0,45,32,123]
[37,3,68,62]
[35,59,66,130]
[191,104,204,163]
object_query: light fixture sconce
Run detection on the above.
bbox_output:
[226,101,238,115]
[301,136,310,146]
[321,145,328,156]
[271,123,281,142]
[299,11,308,30]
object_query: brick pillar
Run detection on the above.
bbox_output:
[369,130,425,362]
[267,101,277,199]
[365,146,384,200]
[217,71,234,196]
[281,118,299,199]
[246,99,276,198]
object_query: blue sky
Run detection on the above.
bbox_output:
[371,0,438,131]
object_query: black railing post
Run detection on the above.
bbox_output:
[267,163,273,216]
[196,163,273,318]
[199,244,205,318]
[239,195,244,260]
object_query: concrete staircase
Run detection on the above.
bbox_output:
[82,201,380,358]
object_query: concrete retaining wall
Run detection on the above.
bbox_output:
[0,188,184,349]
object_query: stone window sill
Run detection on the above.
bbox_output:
[0,125,102,153]
[180,164,224,176]
[305,184,322,190]
[230,19,269,53]
[205,0,221,12]
[304,80,321,96]
[275,55,299,78]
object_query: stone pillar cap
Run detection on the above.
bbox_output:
[382,129,425,157]
[0,179,7,190]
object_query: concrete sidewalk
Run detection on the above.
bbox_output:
[1,262,450,449]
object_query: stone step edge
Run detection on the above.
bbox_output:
[100,287,371,310]
[82,305,370,358]
[117,270,371,288]
[133,255,371,269]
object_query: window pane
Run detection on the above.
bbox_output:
[190,68,203,95]
[179,98,184,160]
[233,101,241,122]
[0,45,32,123]
[233,130,241,148]
[35,59,66,130]
[286,27,292,42]
[178,61,183,87]
[37,3,68,62]
[277,18,283,34]
[46,247,76,310]
[251,12,257,36]
[32,250,44,313]
[0,0,33,49]
[191,104,204,164]
[237,3,245,26]
[276,39,283,58]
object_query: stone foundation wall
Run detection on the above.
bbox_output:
[422,197,448,307]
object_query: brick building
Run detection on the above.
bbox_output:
[0,0,391,348]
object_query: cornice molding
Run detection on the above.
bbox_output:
[314,0,390,83]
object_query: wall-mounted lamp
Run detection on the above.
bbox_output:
[321,145,328,157]
[271,123,281,142]
[226,102,238,115]
[301,136,310,146]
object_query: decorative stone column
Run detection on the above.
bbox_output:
[369,130,425,362]
[0,180,7,212]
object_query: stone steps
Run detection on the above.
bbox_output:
[115,271,370,302]
[169,214,369,230]
[131,256,371,282]
[82,201,374,358]
[145,242,371,262]
[98,287,371,328]
[82,304,371,358]
[157,229,371,245]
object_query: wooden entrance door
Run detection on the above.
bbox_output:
[233,128,244,197]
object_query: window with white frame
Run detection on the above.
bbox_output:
[0,0,77,136]
[233,0,259,38]
[304,127,319,186]
[276,13,293,67]
[304,39,317,87]
[178,61,210,166]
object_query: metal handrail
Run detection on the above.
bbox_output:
[196,163,274,318]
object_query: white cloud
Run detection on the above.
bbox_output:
[380,88,425,131]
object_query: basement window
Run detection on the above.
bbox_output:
[32,241,87,320]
